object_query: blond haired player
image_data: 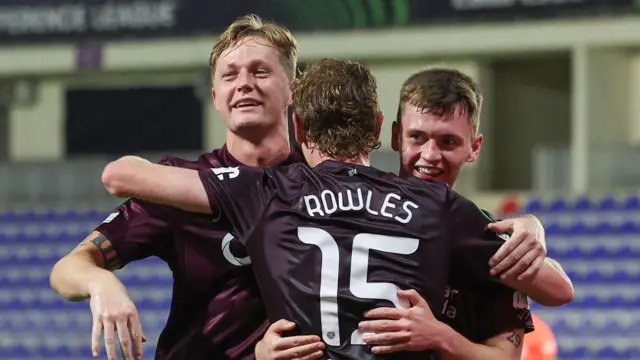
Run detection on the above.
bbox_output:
[50,14,306,360]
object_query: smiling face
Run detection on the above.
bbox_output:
[393,104,482,188]
[212,35,292,133]
[207,15,298,137]
[391,68,483,188]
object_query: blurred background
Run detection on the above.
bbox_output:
[0,0,639,359]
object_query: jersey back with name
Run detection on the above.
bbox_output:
[200,161,506,360]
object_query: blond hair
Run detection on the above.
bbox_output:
[209,14,298,80]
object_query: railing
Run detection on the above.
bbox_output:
[533,144,640,193]
[0,150,403,210]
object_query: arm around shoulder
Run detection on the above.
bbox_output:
[500,258,574,307]
[102,155,211,213]
[507,257,574,307]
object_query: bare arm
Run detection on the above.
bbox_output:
[489,214,574,307]
[501,257,573,307]
[102,156,211,214]
[49,231,124,301]
[438,327,524,360]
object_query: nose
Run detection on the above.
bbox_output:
[236,70,255,92]
[421,139,442,163]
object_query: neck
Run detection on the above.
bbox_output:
[226,123,291,167]
[302,144,370,168]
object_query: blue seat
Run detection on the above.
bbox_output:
[524,198,543,213]
[597,195,617,211]
[624,195,640,210]
[573,195,592,212]
[549,198,568,213]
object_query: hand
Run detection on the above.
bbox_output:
[359,289,446,354]
[488,215,547,281]
[255,319,325,360]
[89,273,146,360]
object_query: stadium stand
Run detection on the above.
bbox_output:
[1,194,638,359]
[0,209,169,360]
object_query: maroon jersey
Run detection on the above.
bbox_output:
[198,161,507,360]
[95,145,304,360]
[438,210,534,343]
[440,284,534,343]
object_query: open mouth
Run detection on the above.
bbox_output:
[233,99,262,109]
[414,166,444,179]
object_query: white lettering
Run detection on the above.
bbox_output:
[211,167,240,181]
[304,195,325,217]
[397,201,418,224]
[0,5,86,35]
[0,1,178,36]
[380,193,400,218]
[91,1,177,31]
[321,190,338,215]
[338,188,364,211]
[302,188,419,224]
[365,190,378,216]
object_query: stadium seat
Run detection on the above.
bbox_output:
[2,197,639,358]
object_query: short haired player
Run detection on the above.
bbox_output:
[100,59,561,360]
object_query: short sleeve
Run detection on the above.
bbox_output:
[447,190,505,287]
[94,156,178,267]
[95,199,175,267]
[198,166,276,236]
[474,287,534,343]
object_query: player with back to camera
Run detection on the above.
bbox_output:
[99,58,560,360]
[251,69,572,360]
[49,14,307,360]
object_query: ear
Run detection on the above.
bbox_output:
[391,121,400,152]
[467,134,483,163]
[374,112,384,140]
[292,112,305,145]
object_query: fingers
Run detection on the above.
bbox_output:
[363,331,410,346]
[273,335,322,351]
[129,316,145,360]
[363,307,406,320]
[487,219,514,233]
[277,341,325,359]
[498,248,540,280]
[298,350,325,360]
[359,319,406,333]
[489,231,527,273]
[371,344,408,354]
[517,254,545,281]
[103,320,117,360]
[116,318,133,360]
[91,316,102,357]
[397,289,428,308]
[268,319,296,335]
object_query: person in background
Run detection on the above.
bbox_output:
[522,314,558,360]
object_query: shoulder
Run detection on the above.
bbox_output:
[158,150,225,170]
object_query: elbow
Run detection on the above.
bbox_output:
[536,282,574,307]
[102,157,136,198]
[49,260,82,302]
[553,282,575,306]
